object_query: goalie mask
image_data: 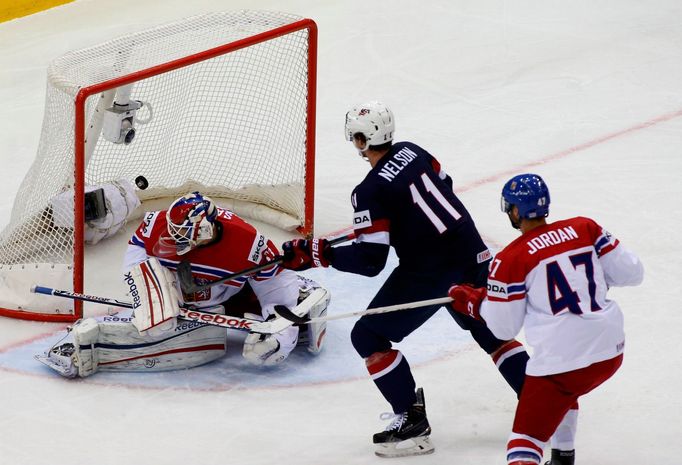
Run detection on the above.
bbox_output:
[166,192,218,255]
[345,101,394,152]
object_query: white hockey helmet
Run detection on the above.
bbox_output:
[166,192,218,255]
[344,101,395,151]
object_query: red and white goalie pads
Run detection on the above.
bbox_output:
[35,310,227,378]
[124,257,181,333]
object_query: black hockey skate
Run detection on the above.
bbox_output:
[544,449,575,465]
[373,387,434,458]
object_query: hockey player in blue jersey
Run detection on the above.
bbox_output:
[280,101,529,457]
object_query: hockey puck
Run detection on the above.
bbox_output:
[135,175,149,190]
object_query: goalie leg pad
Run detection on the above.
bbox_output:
[35,342,79,378]
[295,276,331,354]
[37,310,227,377]
[95,317,227,374]
[35,317,101,378]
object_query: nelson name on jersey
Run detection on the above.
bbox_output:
[526,225,579,255]
[377,146,418,182]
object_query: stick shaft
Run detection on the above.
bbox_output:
[32,285,133,308]
[310,297,453,323]
[179,232,355,293]
[30,285,262,332]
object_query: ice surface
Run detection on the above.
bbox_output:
[1,1,681,464]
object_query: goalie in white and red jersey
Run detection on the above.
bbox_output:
[448,174,644,465]
[37,192,330,378]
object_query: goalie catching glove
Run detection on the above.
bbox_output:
[242,314,299,367]
[448,284,486,321]
[242,280,331,366]
[281,238,332,271]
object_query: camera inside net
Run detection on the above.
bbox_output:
[102,100,144,144]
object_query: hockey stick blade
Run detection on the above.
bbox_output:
[177,233,355,294]
[273,304,310,324]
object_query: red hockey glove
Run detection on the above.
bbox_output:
[281,238,331,271]
[448,284,486,321]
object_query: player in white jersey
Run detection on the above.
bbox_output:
[447,174,643,465]
[37,192,330,378]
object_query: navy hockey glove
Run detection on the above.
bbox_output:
[448,284,486,321]
[281,238,332,271]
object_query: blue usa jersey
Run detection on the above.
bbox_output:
[332,141,490,275]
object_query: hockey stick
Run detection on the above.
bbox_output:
[176,233,355,294]
[30,285,285,334]
[274,296,453,324]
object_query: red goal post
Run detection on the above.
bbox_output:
[0,11,317,322]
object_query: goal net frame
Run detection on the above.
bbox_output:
[0,11,317,322]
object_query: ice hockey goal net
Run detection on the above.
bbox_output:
[0,10,317,321]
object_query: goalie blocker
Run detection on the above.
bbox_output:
[36,276,331,378]
[125,256,182,334]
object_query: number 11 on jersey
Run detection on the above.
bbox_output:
[409,173,462,233]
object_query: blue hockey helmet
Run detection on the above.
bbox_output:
[166,192,218,255]
[501,173,550,220]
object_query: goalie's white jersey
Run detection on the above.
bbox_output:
[480,216,644,376]
[122,207,299,314]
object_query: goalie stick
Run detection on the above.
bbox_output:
[274,296,453,324]
[30,285,292,334]
[176,233,355,294]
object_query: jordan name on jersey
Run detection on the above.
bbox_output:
[526,225,579,255]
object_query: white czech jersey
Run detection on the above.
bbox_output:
[480,216,643,376]
[121,207,299,316]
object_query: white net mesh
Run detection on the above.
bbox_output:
[0,10,315,318]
